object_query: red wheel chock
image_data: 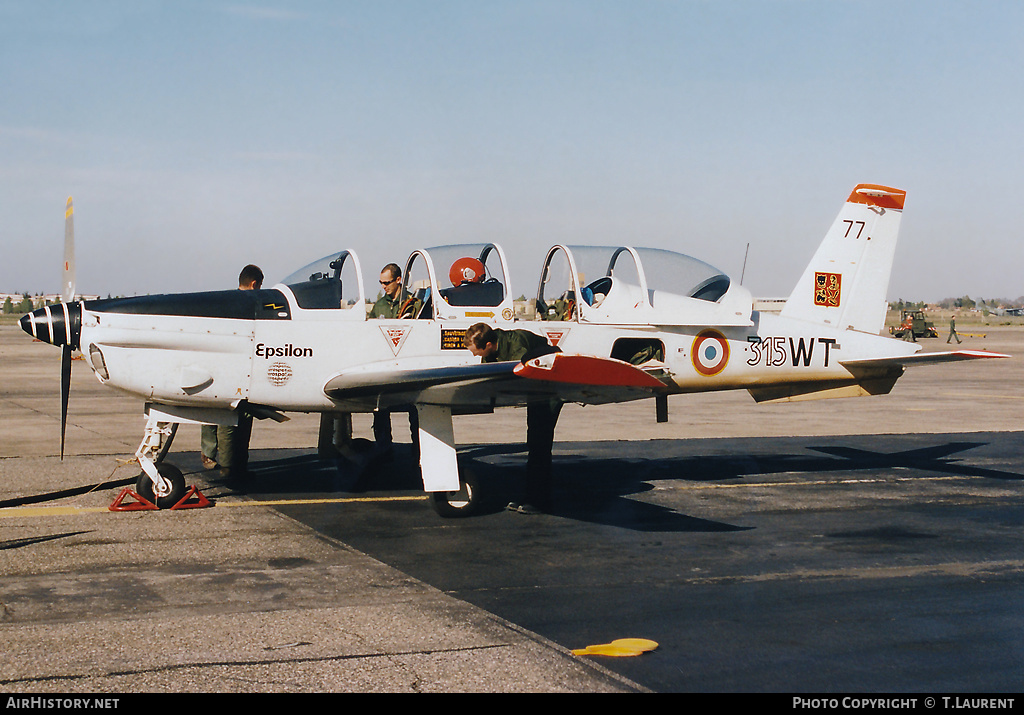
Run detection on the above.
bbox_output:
[169,486,212,510]
[109,488,158,511]
[109,485,212,511]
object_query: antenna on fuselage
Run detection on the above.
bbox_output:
[740,242,750,285]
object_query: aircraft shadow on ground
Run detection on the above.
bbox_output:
[552,439,1024,484]
[0,531,91,551]
[225,446,735,533]
[219,435,1021,533]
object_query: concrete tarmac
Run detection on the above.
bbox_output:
[0,323,1019,692]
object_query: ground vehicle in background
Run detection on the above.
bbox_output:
[890,310,938,339]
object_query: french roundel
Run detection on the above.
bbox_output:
[691,330,730,377]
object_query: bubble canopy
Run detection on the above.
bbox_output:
[276,243,515,321]
[276,243,751,326]
[279,250,366,314]
[401,243,514,320]
[537,245,751,326]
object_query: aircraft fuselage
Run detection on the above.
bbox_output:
[70,288,914,418]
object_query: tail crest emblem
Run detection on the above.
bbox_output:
[813,272,842,308]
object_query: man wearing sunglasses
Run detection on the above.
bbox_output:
[367,263,419,459]
[369,263,410,319]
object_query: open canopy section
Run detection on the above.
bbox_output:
[536,245,752,327]
[400,243,515,322]
[278,250,367,319]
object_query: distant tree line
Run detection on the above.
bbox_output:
[891,296,1024,312]
[891,299,927,311]
[3,293,123,315]
[2,293,41,314]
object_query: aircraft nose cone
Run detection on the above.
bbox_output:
[21,302,82,350]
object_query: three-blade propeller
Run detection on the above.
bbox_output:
[19,198,80,460]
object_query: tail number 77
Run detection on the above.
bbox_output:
[843,220,866,239]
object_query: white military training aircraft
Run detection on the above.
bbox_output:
[21,184,1008,516]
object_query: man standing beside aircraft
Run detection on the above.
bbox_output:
[464,323,562,514]
[369,263,418,457]
[200,264,263,479]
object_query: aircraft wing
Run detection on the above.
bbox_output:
[323,353,668,410]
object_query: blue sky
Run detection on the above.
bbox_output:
[2,1,1022,303]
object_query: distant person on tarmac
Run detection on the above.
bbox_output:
[947,316,962,344]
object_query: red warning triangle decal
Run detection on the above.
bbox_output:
[380,326,411,355]
[543,328,570,347]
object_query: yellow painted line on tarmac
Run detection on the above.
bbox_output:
[0,494,427,519]
[216,495,428,508]
[0,505,110,518]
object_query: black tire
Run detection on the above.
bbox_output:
[428,471,480,518]
[136,463,187,509]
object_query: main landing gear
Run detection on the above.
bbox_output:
[416,405,483,518]
[427,468,480,518]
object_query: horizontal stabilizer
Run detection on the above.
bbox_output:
[841,350,1010,370]
[750,349,1011,404]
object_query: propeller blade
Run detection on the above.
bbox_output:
[60,197,77,459]
[60,343,71,460]
[63,196,75,303]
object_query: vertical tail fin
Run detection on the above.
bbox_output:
[780,184,906,334]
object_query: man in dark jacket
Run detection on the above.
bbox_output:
[464,323,562,514]
[200,264,263,480]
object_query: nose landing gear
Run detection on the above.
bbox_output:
[119,416,209,510]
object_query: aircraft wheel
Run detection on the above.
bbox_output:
[136,463,187,509]
[428,471,480,518]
